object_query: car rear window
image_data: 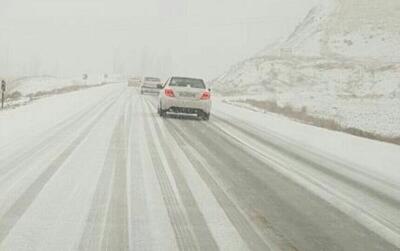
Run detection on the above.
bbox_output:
[144,77,160,82]
[169,78,205,89]
[143,83,157,88]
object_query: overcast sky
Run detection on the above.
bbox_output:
[0,0,317,79]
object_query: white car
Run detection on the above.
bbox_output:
[158,77,212,120]
[128,77,141,87]
[140,77,162,95]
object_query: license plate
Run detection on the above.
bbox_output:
[179,92,195,97]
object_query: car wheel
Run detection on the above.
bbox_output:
[203,113,210,121]
[159,104,167,118]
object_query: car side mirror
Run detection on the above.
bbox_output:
[157,84,163,89]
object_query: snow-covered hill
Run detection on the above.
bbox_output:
[259,0,400,61]
[215,0,400,140]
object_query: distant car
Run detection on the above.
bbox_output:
[128,77,141,87]
[140,77,162,95]
[158,77,212,120]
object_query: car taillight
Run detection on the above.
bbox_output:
[165,88,175,97]
[200,91,210,100]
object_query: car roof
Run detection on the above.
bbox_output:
[144,76,160,79]
[171,76,204,81]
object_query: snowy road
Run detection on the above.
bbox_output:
[0,84,399,251]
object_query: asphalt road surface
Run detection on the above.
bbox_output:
[0,86,398,251]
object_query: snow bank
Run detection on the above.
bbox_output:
[1,74,124,110]
[9,75,109,97]
[214,100,400,187]
[0,85,124,156]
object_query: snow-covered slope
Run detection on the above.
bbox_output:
[215,56,400,137]
[9,75,110,96]
[259,0,400,61]
[259,0,338,58]
[1,74,120,109]
[10,76,79,96]
[215,0,400,139]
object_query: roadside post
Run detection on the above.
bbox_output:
[1,80,6,109]
[82,74,88,86]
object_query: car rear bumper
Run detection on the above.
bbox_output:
[161,98,211,114]
[141,88,160,94]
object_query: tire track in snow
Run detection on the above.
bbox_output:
[0,95,119,244]
[0,93,124,221]
[142,101,200,251]
[101,116,130,250]
[144,98,253,251]
[79,95,130,251]
[164,119,277,251]
[144,101,220,251]
[144,96,399,250]
[213,115,400,209]
[209,115,400,249]
[0,89,121,201]
[176,116,397,250]
[0,86,123,154]
[126,92,155,250]
[145,97,282,250]
[0,89,123,177]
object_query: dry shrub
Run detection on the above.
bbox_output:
[240,99,400,145]
[27,84,95,99]
[6,91,22,100]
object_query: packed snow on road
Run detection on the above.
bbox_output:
[1,0,400,250]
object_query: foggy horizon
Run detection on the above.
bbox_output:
[0,0,316,80]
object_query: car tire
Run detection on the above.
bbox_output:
[159,104,167,118]
[202,113,210,121]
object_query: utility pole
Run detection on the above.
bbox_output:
[1,80,6,109]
